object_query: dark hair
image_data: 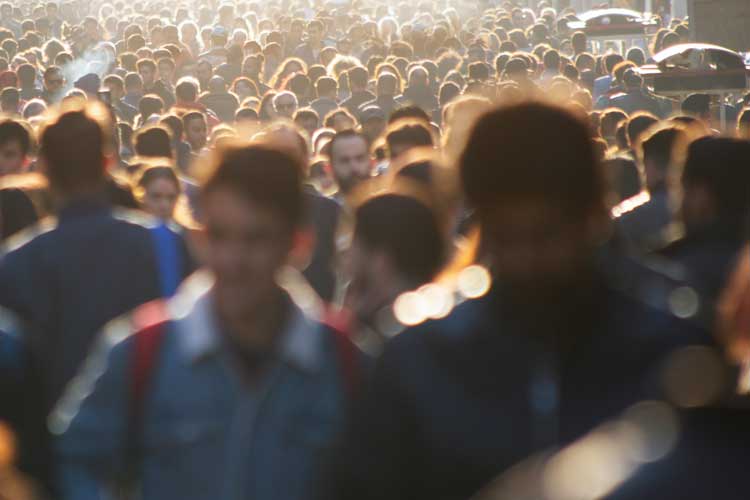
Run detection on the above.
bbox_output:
[137,165,180,192]
[640,126,683,173]
[354,193,445,285]
[386,121,433,156]
[682,93,711,117]
[40,105,111,192]
[388,105,430,125]
[235,107,259,122]
[138,94,164,121]
[202,144,304,229]
[316,76,337,97]
[17,63,35,87]
[160,114,183,142]
[347,66,368,89]
[328,129,367,160]
[468,61,490,81]
[460,103,605,217]
[682,137,750,226]
[136,58,157,73]
[627,112,658,147]
[182,110,206,128]
[134,126,173,158]
[0,119,31,155]
[175,78,198,102]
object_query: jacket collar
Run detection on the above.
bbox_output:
[171,270,324,373]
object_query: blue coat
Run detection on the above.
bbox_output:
[330,252,718,500]
[53,273,356,500]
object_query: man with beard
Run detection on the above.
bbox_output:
[327,130,371,204]
[329,102,707,500]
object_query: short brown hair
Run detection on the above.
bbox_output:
[39,102,112,193]
[202,144,304,229]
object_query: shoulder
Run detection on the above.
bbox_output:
[1,216,58,255]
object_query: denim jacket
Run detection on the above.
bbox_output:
[52,271,351,500]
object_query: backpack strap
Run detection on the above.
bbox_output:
[149,224,183,298]
[128,300,170,434]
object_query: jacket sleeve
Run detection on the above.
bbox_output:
[50,318,135,500]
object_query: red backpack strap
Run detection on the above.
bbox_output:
[330,323,361,401]
[129,300,170,427]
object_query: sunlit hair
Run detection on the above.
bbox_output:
[269,57,308,89]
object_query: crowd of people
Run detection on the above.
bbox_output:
[0,0,750,499]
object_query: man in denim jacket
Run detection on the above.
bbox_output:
[52,144,358,500]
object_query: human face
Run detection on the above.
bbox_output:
[331,135,371,194]
[0,140,25,176]
[308,25,323,44]
[332,114,355,132]
[185,118,207,151]
[45,71,64,93]
[158,61,174,83]
[203,188,294,340]
[274,97,296,118]
[139,65,155,87]
[480,198,599,302]
[345,238,397,326]
[143,177,179,221]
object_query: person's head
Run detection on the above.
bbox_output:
[125,72,143,94]
[293,108,319,138]
[315,76,337,99]
[622,68,643,92]
[542,48,560,73]
[175,76,199,103]
[639,125,685,193]
[133,125,173,159]
[39,102,112,197]
[682,93,711,123]
[626,46,646,67]
[182,111,207,151]
[328,129,371,195]
[136,165,180,220]
[603,53,624,76]
[679,137,750,234]
[273,90,298,119]
[136,58,157,87]
[138,94,164,123]
[460,103,608,300]
[360,106,386,145]
[407,65,429,88]
[196,59,214,86]
[376,71,398,98]
[347,66,368,93]
[0,119,30,176]
[324,108,356,132]
[17,63,35,88]
[385,120,433,160]
[627,112,658,151]
[307,19,324,45]
[157,57,176,83]
[208,75,227,94]
[43,65,64,94]
[571,31,587,54]
[0,87,19,114]
[599,108,628,143]
[348,193,445,322]
[201,144,304,343]
[102,74,125,101]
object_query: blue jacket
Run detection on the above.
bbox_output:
[53,272,356,500]
[0,198,193,490]
[330,252,716,500]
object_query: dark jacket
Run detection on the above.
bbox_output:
[398,86,439,113]
[311,97,339,123]
[341,91,376,116]
[199,91,240,123]
[0,197,193,490]
[302,187,341,302]
[330,251,711,500]
[608,89,664,117]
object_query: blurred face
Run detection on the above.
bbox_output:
[480,198,599,302]
[243,58,260,77]
[203,188,293,339]
[45,71,64,93]
[309,24,323,44]
[139,65,155,86]
[331,113,355,132]
[345,238,398,325]
[196,63,212,83]
[0,140,24,175]
[158,61,174,82]
[331,135,371,194]
[185,117,207,150]
[274,96,296,118]
[143,177,179,220]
